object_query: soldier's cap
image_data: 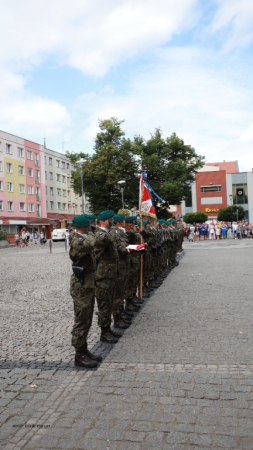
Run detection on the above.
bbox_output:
[143,220,150,226]
[86,213,97,221]
[72,214,91,228]
[125,216,137,223]
[114,213,125,223]
[98,209,115,221]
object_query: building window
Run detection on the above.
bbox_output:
[46,200,48,209]
[18,165,25,175]
[67,177,70,187]
[7,182,13,192]
[56,159,60,168]
[0,161,2,171]
[36,205,41,217]
[45,171,47,179]
[0,201,3,210]
[18,147,24,157]
[6,163,13,173]
[0,141,2,152]
[44,155,46,164]
[45,186,47,194]
[28,185,34,195]
[49,172,53,180]
[19,184,25,194]
[28,168,33,177]
[200,185,222,192]
[28,203,34,212]
[62,189,66,197]
[62,203,66,210]
[62,161,65,169]
[36,187,40,201]
[57,188,61,196]
[35,154,39,166]
[27,150,33,160]
[0,181,3,191]
[35,170,40,184]
[50,201,54,209]
[232,183,248,205]
[57,202,61,209]
[67,163,70,174]
[49,157,53,166]
[7,201,14,211]
[50,187,54,195]
[20,202,26,211]
[6,144,12,154]
[56,173,60,181]
[62,175,65,183]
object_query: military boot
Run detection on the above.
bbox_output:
[120,312,132,324]
[125,299,139,312]
[84,342,102,362]
[114,314,129,329]
[75,346,98,368]
[100,327,118,343]
[110,327,123,337]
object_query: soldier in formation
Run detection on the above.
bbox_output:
[69,211,184,368]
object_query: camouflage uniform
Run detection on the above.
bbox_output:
[94,228,118,328]
[69,231,95,350]
[111,227,129,316]
[125,224,141,300]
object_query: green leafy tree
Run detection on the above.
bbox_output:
[67,118,139,213]
[217,205,245,222]
[134,129,204,216]
[183,211,208,223]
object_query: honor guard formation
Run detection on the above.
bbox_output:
[69,210,185,368]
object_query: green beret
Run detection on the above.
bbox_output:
[125,216,137,223]
[87,213,97,221]
[72,214,91,228]
[114,214,125,223]
[143,220,150,227]
[98,209,115,221]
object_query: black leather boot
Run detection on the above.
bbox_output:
[75,346,98,368]
[114,314,129,329]
[84,342,102,362]
[100,327,118,343]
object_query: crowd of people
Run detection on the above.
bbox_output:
[14,230,45,248]
[186,221,252,241]
[68,211,184,368]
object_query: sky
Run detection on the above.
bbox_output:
[1,0,253,171]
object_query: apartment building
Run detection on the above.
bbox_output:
[0,130,90,234]
[42,146,90,227]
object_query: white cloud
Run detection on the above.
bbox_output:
[212,0,253,48]
[74,45,253,171]
[0,0,198,76]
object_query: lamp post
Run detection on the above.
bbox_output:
[118,180,126,209]
[75,160,86,214]
[229,194,233,238]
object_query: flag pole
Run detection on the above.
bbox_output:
[139,215,144,299]
[139,159,144,299]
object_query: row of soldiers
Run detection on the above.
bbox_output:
[69,209,184,368]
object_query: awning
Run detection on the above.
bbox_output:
[27,218,53,226]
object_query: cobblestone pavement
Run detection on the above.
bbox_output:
[1,239,253,449]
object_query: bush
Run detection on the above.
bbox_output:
[0,231,7,241]
[217,205,245,221]
[183,211,208,224]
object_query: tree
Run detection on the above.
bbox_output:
[134,130,204,216]
[67,118,204,216]
[217,205,245,222]
[67,118,139,213]
[183,211,208,223]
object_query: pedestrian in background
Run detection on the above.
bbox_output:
[15,232,19,249]
[209,222,215,240]
[40,231,44,246]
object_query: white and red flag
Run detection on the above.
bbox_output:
[139,172,157,218]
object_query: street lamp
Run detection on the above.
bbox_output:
[118,180,126,209]
[75,160,86,214]
[229,194,233,238]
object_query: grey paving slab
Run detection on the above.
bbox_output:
[1,239,253,449]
